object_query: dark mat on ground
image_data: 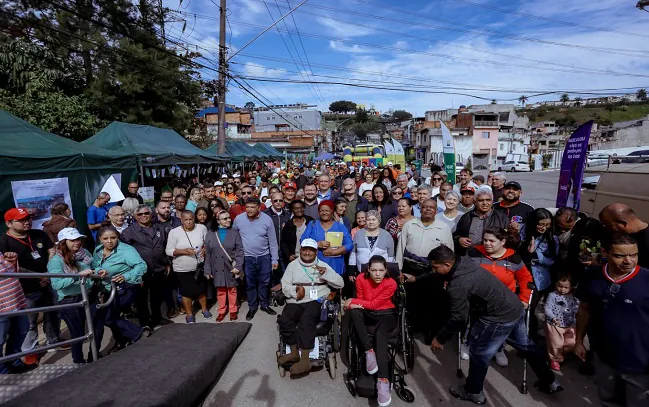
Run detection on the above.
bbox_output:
[3,322,251,407]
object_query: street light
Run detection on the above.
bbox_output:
[334,117,354,152]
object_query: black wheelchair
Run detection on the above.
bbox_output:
[276,293,342,379]
[341,264,416,403]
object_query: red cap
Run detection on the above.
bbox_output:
[4,208,30,222]
[460,186,476,194]
[283,181,297,190]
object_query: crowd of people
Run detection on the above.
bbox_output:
[0,160,647,407]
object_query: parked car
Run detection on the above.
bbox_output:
[586,154,609,167]
[580,163,649,220]
[616,149,649,164]
[499,160,531,172]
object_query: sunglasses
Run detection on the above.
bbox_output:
[433,177,442,181]
[241,192,253,195]
[603,283,621,307]
[272,199,284,203]
[210,204,219,207]
[392,191,403,195]
[136,212,151,216]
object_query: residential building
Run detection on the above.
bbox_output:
[252,104,324,154]
[195,106,253,139]
[591,115,649,151]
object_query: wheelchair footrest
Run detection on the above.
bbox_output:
[354,372,376,398]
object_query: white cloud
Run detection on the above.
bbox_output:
[329,40,375,54]
[316,17,377,38]
[241,62,288,78]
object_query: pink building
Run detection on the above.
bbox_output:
[471,112,499,170]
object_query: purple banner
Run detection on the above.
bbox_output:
[556,120,593,210]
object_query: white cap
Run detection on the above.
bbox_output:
[57,227,85,243]
[221,174,228,178]
[388,162,393,166]
[301,238,318,250]
[214,181,223,186]
[349,166,355,172]
[233,173,241,178]
[315,171,322,176]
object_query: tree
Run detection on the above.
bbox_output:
[574,97,583,108]
[244,101,255,110]
[354,108,369,123]
[637,88,648,101]
[560,93,570,105]
[392,110,413,121]
[518,95,528,106]
[329,100,357,114]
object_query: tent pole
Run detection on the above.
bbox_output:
[139,164,145,187]
[196,165,200,183]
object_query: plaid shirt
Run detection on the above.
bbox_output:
[0,254,27,313]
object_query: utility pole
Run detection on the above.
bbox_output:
[217,0,227,155]
[638,0,649,11]
[158,0,166,45]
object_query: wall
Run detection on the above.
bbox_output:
[253,108,322,132]
[472,128,498,153]
[595,119,649,150]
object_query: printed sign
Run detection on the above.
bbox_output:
[556,121,593,210]
[11,177,72,229]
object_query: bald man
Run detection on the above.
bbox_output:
[600,204,649,267]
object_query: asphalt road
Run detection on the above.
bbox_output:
[204,169,601,407]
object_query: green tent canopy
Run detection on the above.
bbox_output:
[252,143,284,159]
[83,121,224,165]
[0,109,137,233]
[205,141,267,162]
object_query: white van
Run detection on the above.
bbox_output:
[580,163,649,220]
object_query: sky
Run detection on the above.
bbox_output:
[162,0,649,116]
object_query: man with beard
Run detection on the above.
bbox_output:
[303,184,320,220]
[494,181,534,233]
[292,167,307,191]
[121,204,170,328]
[454,188,508,256]
[155,200,181,236]
[332,178,369,226]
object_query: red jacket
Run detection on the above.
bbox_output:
[351,274,397,310]
[468,246,534,303]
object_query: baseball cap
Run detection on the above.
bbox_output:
[388,162,393,166]
[221,174,228,178]
[214,181,223,186]
[283,181,297,190]
[301,238,318,250]
[460,186,476,194]
[504,181,522,190]
[233,173,241,178]
[57,227,86,243]
[4,208,30,222]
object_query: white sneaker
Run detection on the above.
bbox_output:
[460,343,470,360]
[494,348,509,367]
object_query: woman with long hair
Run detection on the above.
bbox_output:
[344,255,398,407]
[194,207,212,227]
[205,210,244,322]
[466,227,534,367]
[186,188,202,212]
[333,197,352,231]
[427,171,443,196]
[42,203,76,244]
[369,184,397,228]
[225,183,238,206]
[92,225,149,353]
[384,197,415,245]
[376,167,396,190]
[48,228,98,363]
[520,209,559,293]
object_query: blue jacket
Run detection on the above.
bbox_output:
[48,249,94,301]
[301,220,353,275]
[92,242,147,290]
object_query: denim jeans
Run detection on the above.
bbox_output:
[594,355,649,407]
[95,284,143,345]
[21,286,61,351]
[59,295,101,363]
[244,254,272,310]
[465,313,556,394]
[0,315,30,373]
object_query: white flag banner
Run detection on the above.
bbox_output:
[101,176,125,203]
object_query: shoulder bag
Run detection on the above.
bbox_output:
[183,229,205,281]
[215,230,243,279]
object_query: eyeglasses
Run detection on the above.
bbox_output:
[210,204,219,208]
[227,187,234,190]
[272,199,284,203]
[136,212,151,216]
[433,177,442,181]
[392,191,403,195]
[241,192,253,195]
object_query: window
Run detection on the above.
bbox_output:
[482,132,490,139]
[499,143,504,151]
[513,144,517,151]
[266,117,270,120]
[293,115,298,119]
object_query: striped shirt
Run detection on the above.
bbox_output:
[0,254,27,312]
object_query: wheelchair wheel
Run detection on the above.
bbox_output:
[332,314,341,353]
[396,386,415,403]
[401,316,415,373]
[343,374,356,397]
[327,353,337,380]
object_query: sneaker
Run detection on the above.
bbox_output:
[377,378,392,407]
[260,307,277,316]
[460,343,470,361]
[550,361,561,371]
[494,348,509,367]
[450,386,486,405]
[534,380,564,394]
[230,312,238,321]
[185,315,196,324]
[202,310,213,319]
[365,349,379,375]
[166,308,178,319]
[216,313,226,322]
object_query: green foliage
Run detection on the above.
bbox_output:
[555,115,576,129]
[392,110,413,120]
[0,0,201,139]
[329,100,357,113]
[560,93,570,104]
[355,108,369,123]
[244,101,255,110]
[638,88,648,101]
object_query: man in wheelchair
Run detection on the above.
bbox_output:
[277,238,344,376]
[343,255,398,407]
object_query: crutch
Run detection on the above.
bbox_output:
[456,333,464,378]
[521,282,535,395]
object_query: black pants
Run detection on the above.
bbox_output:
[403,263,449,340]
[136,271,164,327]
[278,301,321,349]
[350,308,397,379]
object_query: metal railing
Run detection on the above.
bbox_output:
[0,273,117,364]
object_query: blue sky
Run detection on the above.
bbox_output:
[162,0,649,116]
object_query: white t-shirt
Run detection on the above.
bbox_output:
[165,224,208,273]
[358,182,375,196]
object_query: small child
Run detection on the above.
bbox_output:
[544,275,580,371]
